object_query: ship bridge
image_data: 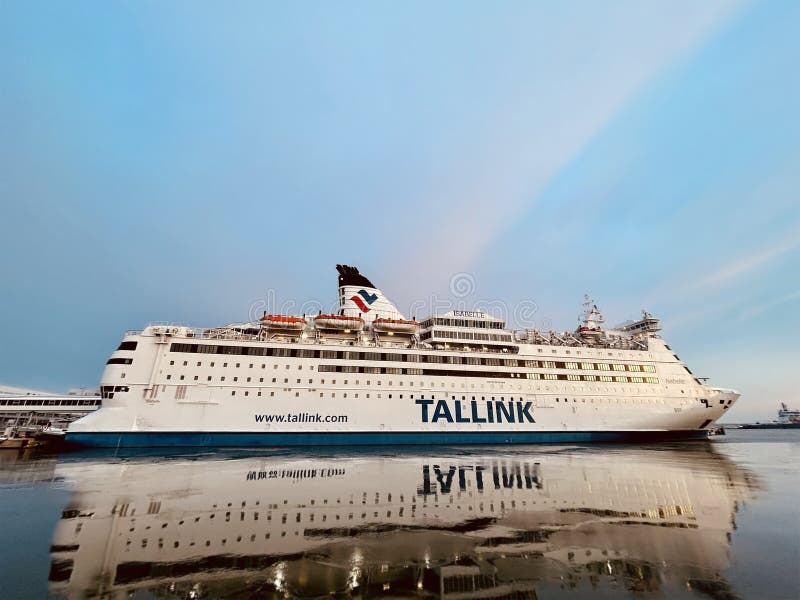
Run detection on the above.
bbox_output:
[418,310,518,352]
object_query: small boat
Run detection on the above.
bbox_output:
[35,421,70,444]
[373,318,420,335]
[314,314,364,331]
[578,325,601,335]
[259,313,306,331]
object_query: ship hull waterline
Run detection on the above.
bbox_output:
[65,429,711,448]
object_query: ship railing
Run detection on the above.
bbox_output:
[514,329,649,351]
[127,323,650,352]
[708,386,738,395]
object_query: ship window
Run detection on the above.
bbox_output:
[207,376,212,381]
[166,375,172,380]
[270,392,275,397]
[221,377,225,381]
[106,357,133,365]
[231,391,235,396]
[117,341,138,351]
[233,377,238,382]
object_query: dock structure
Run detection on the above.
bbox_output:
[0,386,100,430]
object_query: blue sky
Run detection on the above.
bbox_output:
[1,1,797,420]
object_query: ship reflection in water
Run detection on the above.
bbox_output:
[49,445,759,599]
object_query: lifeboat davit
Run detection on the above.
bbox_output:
[259,314,306,331]
[372,318,419,335]
[314,314,364,331]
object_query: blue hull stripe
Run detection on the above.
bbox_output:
[65,430,709,448]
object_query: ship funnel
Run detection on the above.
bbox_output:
[336,264,405,325]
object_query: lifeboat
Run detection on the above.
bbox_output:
[372,318,419,335]
[578,325,602,343]
[259,314,306,331]
[314,314,364,331]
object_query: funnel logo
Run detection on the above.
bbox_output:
[350,289,378,312]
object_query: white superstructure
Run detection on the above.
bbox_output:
[777,402,800,424]
[67,265,739,447]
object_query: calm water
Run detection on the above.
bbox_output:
[0,429,798,600]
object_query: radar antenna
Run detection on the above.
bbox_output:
[577,294,604,344]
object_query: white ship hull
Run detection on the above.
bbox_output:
[67,333,736,447]
[66,266,739,447]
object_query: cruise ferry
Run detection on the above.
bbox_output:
[66,265,739,447]
[741,402,800,429]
